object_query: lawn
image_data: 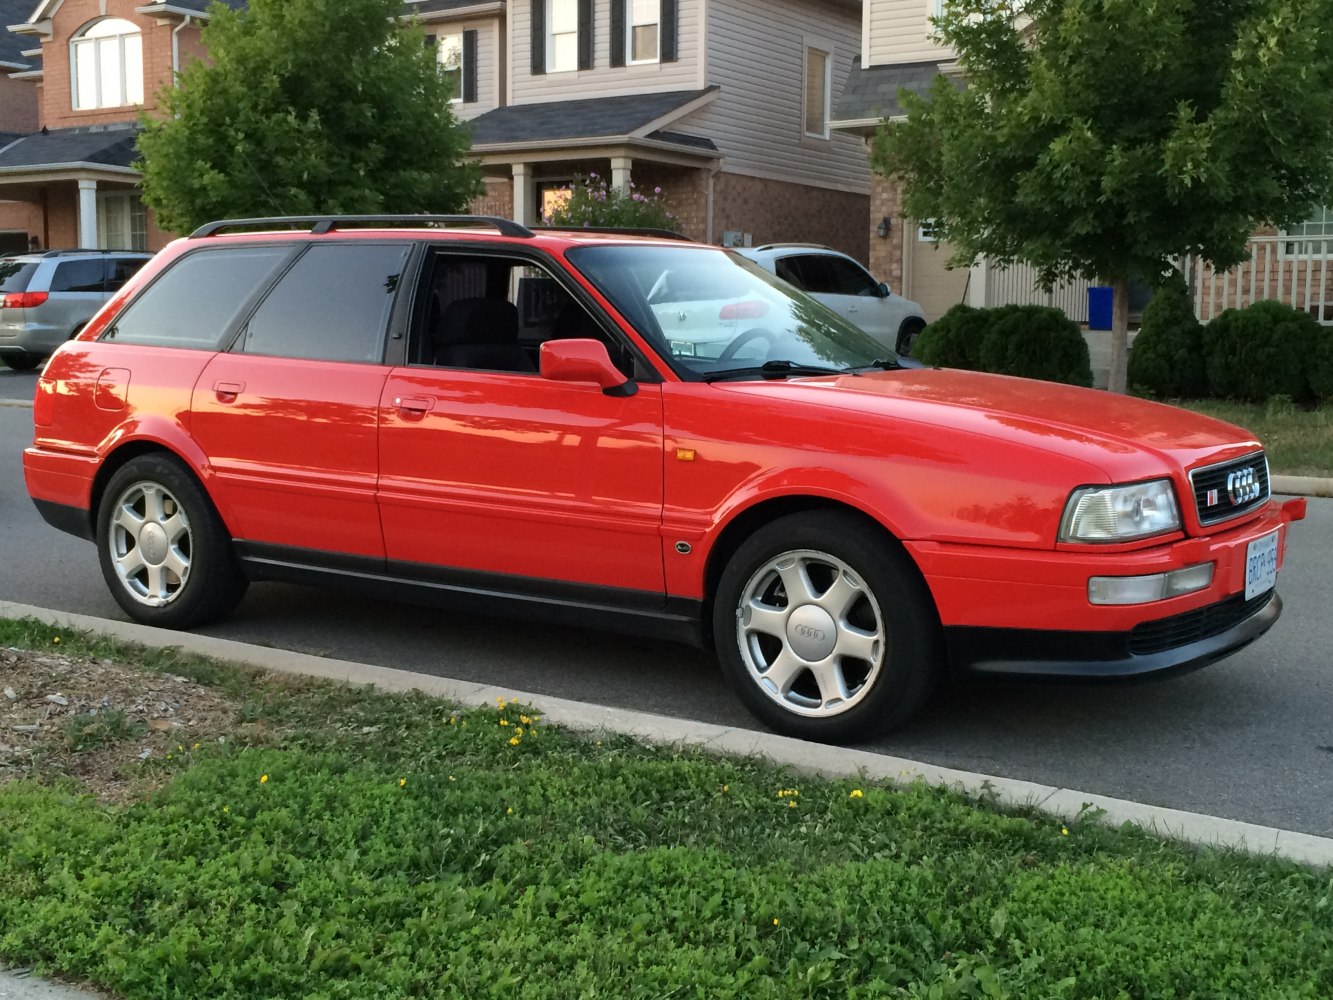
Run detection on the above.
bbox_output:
[1,616,1331,1000]
[1162,398,1333,478]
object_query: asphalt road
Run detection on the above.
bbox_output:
[3,365,1331,836]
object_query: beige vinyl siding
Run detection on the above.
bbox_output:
[449,18,502,120]
[866,0,952,67]
[686,0,869,195]
[510,0,702,104]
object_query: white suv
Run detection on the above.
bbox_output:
[737,244,927,356]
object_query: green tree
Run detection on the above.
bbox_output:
[137,0,481,235]
[874,0,1333,393]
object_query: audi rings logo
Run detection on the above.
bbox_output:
[794,624,826,642]
[1226,467,1260,506]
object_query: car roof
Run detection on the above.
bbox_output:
[738,244,847,257]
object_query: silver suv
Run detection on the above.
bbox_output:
[736,244,928,356]
[0,250,152,371]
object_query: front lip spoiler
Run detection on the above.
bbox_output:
[945,591,1281,681]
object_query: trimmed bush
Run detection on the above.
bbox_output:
[1203,300,1321,403]
[916,303,1092,387]
[1313,324,1333,402]
[1128,272,1207,398]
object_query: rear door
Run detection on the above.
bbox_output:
[775,253,897,347]
[191,241,411,562]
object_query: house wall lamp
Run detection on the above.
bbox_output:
[876,216,892,239]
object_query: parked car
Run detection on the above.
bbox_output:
[0,249,152,371]
[737,244,927,356]
[23,216,1305,742]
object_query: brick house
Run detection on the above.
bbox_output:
[0,0,875,261]
[834,0,1333,325]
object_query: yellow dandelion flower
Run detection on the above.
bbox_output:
[399,778,407,787]
[193,743,200,750]
[259,774,268,784]
[787,800,797,808]
[515,727,524,737]
[166,754,173,761]
[721,785,729,793]
[499,718,509,726]
[52,636,61,645]
[448,775,456,781]
[177,744,184,752]
[529,728,537,736]
[773,918,779,926]
[222,806,229,814]
[510,697,518,704]
[506,807,513,814]
[595,740,602,747]
[509,736,521,746]
[849,789,864,799]
[520,715,531,725]
[1061,826,1069,836]
[497,697,505,706]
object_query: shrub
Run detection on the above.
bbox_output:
[917,303,1092,387]
[914,303,989,369]
[1312,324,1333,402]
[546,173,678,232]
[1203,300,1321,403]
[1127,272,1207,398]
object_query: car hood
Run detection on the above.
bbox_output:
[723,367,1261,482]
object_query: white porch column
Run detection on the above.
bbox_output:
[967,256,990,308]
[77,180,98,248]
[610,156,633,194]
[511,162,533,226]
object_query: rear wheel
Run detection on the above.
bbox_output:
[96,454,247,628]
[1,353,40,372]
[712,511,941,743]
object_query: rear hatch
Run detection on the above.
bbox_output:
[0,259,42,332]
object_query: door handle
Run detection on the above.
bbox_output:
[395,395,434,416]
[213,380,245,402]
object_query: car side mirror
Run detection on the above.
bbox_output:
[540,339,638,397]
[878,282,892,298]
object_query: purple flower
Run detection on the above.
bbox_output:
[654,186,662,195]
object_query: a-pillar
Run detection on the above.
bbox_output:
[610,156,633,194]
[511,162,533,226]
[77,180,98,248]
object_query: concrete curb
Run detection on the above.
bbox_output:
[1272,475,1333,499]
[4,599,1331,870]
[0,400,32,409]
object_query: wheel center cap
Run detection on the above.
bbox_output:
[139,524,169,566]
[786,604,837,662]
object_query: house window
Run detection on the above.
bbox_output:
[804,47,831,138]
[1282,206,1333,257]
[438,33,464,102]
[628,0,660,64]
[547,0,579,73]
[71,18,143,110]
[97,192,148,251]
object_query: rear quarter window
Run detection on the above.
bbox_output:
[0,260,38,293]
[49,259,107,293]
[102,246,290,350]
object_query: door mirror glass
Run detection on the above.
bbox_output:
[540,338,637,396]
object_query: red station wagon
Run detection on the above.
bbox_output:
[23,216,1307,742]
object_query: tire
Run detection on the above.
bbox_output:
[1,353,40,372]
[896,319,925,358]
[96,454,248,628]
[711,511,941,743]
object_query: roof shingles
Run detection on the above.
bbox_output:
[0,123,140,172]
[468,88,716,147]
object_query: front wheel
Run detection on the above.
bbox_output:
[712,511,941,743]
[896,319,925,358]
[96,454,248,628]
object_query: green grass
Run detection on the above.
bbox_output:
[1161,398,1333,477]
[2,617,1332,999]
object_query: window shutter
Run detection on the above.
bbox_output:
[661,0,677,62]
[531,0,546,75]
[610,0,626,67]
[463,30,478,102]
[578,0,594,70]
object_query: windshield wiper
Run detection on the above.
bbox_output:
[703,359,850,382]
[846,357,905,372]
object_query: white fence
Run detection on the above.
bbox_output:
[1180,235,1333,325]
[983,262,1094,323]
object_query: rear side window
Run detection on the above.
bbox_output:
[49,259,106,293]
[238,243,409,363]
[0,260,38,293]
[107,258,147,291]
[104,247,290,349]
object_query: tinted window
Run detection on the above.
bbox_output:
[240,243,408,363]
[778,255,836,293]
[0,260,38,293]
[104,246,289,349]
[49,259,106,293]
[824,257,880,296]
[107,257,147,291]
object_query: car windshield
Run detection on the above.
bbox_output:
[565,245,900,379]
[0,259,38,294]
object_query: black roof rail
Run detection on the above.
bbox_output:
[39,248,152,257]
[190,215,535,239]
[531,225,693,242]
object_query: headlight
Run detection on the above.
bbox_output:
[1059,479,1180,543]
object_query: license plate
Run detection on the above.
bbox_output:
[1244,531,1279,601]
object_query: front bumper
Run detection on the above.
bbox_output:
[908,497,1305,680]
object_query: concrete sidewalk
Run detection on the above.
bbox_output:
[2,598,1332,998]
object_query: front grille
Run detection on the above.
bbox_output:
[1129,591,1274,655]
[1189,452,1269,526]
